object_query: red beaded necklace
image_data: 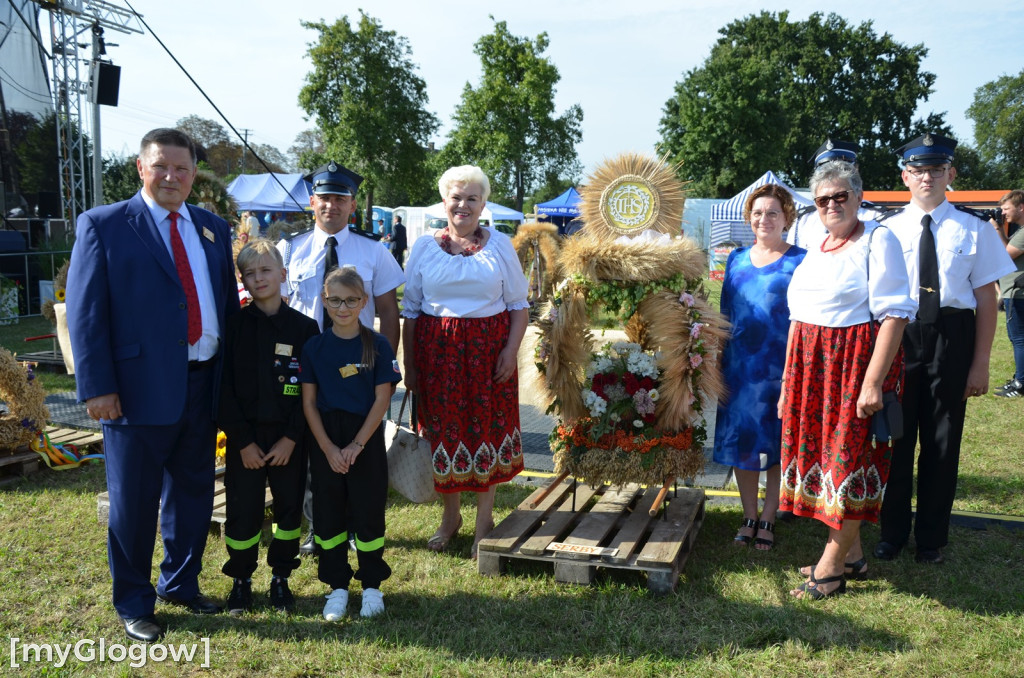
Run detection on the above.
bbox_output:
[820,221,861,253]
[440,225,485,256]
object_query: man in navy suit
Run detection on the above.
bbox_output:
[67,128,240,642]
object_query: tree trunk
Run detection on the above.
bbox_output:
[364,188,375,231]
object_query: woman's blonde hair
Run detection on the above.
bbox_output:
[438,165,491,203]
[324,266,376,371]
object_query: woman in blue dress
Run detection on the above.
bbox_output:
[713,184,806,550]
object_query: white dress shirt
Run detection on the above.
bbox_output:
[278,225,405,330]
[884,199,1015,311]
[140,192,219,361]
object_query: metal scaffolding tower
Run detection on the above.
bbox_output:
[34,0,141,223]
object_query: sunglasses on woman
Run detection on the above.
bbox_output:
[813,190,850,208]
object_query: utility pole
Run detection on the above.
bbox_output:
[239,128,252,174]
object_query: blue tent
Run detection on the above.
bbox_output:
[226,173,312,212]
[536,187,582,217]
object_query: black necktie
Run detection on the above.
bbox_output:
[322,236,338,328]
[918,214,940,324]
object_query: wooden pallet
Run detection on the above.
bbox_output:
[16,349,68,372]
[477,478,704,594]
[0,426,104,486]
[96,467,273,538]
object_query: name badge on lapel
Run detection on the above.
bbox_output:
[275,343,293,357]
[202,227,215,243]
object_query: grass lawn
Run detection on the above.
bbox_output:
[1,308,1022,676]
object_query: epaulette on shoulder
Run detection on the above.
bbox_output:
[876,207,904,223]
[796,204,816,217]
[954,204,988,221]
[348,225,383,241]
[279,228,312,242]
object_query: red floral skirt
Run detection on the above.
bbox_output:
[779,321,903,529]
[413,312,523,493]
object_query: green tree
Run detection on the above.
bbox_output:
[288,129,326,173]
[659,11,948,197]
[967,69,1024,187]
[299,12,439,217]
[14,112,95,207]
[102,155,140,204]
[437,19,582,211]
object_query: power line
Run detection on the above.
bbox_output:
[120,0,304,211]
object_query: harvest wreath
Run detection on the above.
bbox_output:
[533,153,727,488]
[0,348,49,450]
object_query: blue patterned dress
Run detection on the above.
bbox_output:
[713,245,806,471]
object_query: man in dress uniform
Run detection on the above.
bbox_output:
[277,162,405,554]
[874,133,1015,564]
[787,138,890,250]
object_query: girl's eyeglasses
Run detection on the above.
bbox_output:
[324,296,362,309]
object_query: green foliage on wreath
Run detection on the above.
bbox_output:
[569,273,689,321]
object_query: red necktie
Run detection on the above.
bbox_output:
[168,212,202,345]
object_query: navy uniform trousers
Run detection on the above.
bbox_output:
[311,409,391,591]
[221,424,306,580]
[103,363,216,620]
[880,309,974,551]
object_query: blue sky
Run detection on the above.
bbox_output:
[71,1,1022,180]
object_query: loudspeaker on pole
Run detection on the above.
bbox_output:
[89,62,121,107]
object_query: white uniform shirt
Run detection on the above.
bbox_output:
[278,225,405,330]
[788,221,917,327]
[883,200,1015,311]
[787,203,889,250]
[401,228,529,318]
[141,192,220,361]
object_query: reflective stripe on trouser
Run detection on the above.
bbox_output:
[222,424,307,579]
[311,409,391,591]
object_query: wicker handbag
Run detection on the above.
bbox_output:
[385,392,438,503]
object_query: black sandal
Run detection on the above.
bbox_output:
[845,557,869,581]
[800,558,869,580]
[753,520,775,550]
[794,566,847,600]
[733,518,757,546]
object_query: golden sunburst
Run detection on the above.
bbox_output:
[578,153,685,241]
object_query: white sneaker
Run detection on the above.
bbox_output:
[360,588,385,618]
[323,588,349,621]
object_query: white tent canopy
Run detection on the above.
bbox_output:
[226,173,312,212]
[424,201,524,223]
[709,171,813,247]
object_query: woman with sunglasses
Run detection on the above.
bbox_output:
[778,160,916,599]
[401,166,530,559]
[714,184,806,551]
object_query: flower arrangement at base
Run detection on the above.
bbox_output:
[550,342,706,486]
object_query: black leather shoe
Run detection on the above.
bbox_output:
[299,531,319,556]
[915,548,944,564]
[873,541,903,560]
[122,615,164,643]
[156,592,223,614]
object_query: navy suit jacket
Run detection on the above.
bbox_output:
[67,191,240,426]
